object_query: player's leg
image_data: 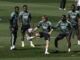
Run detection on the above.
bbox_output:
[13,29,17,46]
[10,29,17,50]
[54,33,65,52]
[21,27,25,47]
[75,29,80,45]
[28,31,35,47]
[25,27,35,47]
[63,0,66,10]
[66,33,71,54]
[44,33,50,54]
[45,40,50,54]
[59,0,63,10]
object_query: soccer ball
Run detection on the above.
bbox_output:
[28,28,33,33]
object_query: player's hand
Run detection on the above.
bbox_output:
[48,32,51,35]
[12,28,14,32]
[18,24,20,27]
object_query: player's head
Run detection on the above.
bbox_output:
[42,15,48,22]
[15,6,19,13]
[23,5,28,12]
[61,15,66,22]
[71,4,75,12]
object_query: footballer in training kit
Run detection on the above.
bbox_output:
[68,4,80,45]
[54,15,72,54]
[19,5,35,47]
[31,15,53,54]
[10,6,19,50]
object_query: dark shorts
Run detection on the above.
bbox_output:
[39,32,50,40]
[73,24,79,30]
[56,32,71,40]
[21,24,30,33]
[58,33,70,37]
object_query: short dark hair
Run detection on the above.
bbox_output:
[62,15,66,18]
[23,5,27,8]
[15,6,19,9]
[72,4,75,8]
[42,15,48,20]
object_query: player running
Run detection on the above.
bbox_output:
[19,5,35,48]
[29,15,53,54]
[54,15,72,54]
[10,6,20,50]
[68,4,80,45]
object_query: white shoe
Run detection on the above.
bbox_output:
[22,43,25,47]
[45,52,50,55]
[10,45,15,50]
[78,40,80,45]
[68,49,71,54]
[63,8,66,10]
[59,8,62,10]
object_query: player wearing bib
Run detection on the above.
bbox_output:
[68,4,80,45]
[19,5,35,48]
[54,15,72,54]
[31,15,53,54]
[10,6,20,50]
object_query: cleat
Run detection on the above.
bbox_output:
[10,46,16,50]
[78,40,80,45]
[22,44,25,47]
[68,50,71,54]
[68,49,71,54]
[31,44,35,47]
[45,52,50,55]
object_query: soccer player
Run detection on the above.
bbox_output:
[68,4,80,45]
[54,15,72,54]
[19,5,35,47]
[10,6,20,50]
[30,15,53,54]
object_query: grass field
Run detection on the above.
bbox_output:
[0,0,80,60]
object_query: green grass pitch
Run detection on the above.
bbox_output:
[0,0,80,60]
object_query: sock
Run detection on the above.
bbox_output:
[56,48,59,51]
[68,48,71,51]
[45,48,48,53]
[30,40,33,45]
[22,41,24,44]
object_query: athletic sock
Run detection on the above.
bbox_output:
[56,48,59,51]
[22,41,24,45]
[68,48,71,51]
[78,40,80,45]
[30,40,33,45]
[45,48,48,53]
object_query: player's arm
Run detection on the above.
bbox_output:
[78,16,80,27]
[17,17,20,27]
[48,28,53,35]
[34,21,41,32]
[67,13,70,21]
[77,12,80,26]
[48,22,54,35]
[10,13,14,31]
[53,21,60,29]
[29,13,34,27]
